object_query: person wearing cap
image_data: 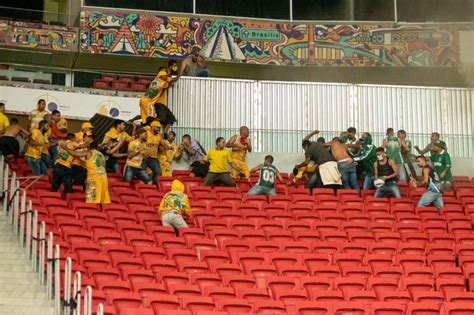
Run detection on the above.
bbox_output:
[180,46,209,78]
[158,179,191,230]
[353,132,377,190]
[124,128,151,184]
[430,140,452,191]
[373,147,401,198]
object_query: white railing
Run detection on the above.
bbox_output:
[0,155,94,315]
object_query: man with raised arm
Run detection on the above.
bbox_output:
[226,126,251,179]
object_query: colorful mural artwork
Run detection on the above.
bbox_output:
[0,19,78,51]
[80,10,461,67]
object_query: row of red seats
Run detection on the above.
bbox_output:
[103,302,474,315]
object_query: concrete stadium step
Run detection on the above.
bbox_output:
[0,215,54,315]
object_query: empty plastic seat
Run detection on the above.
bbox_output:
[222,274,256,290]
[379,290,412,303]
[334,277,366,295]
[403,266,435,279]
[266,276,298,294]
[411,291,446,303]
[253,300,287,314]
[436,278,467,295]
[367,277,400,298]
[168,284,201,297]
[265,230,294,242]
[251,240,280,253]
[108,292,143,311]
[309,290,344,301]
[149,294,181,311]
[400,278,434,295]
[216,299,253,313]
[202,286,236,300]
[295,302,332,315]
[344,288,377,302]
[237,287,271,301]
[182,297,216,313]
[190,273,222,290]
[132,282,167,297]
[442,303,474,315]
[370,302,405,315]
[406,302,441,315]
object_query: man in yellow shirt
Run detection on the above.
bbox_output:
[143,120,166,184]
[124,128,151,184]
[72,123,94,188]
[60,138,110,207]
[102,119,134,146]
[51,133,76,196]
[0,103,10,135]
[159,131,178,176]
[154,60,179,133]
[202,137,238,187]
[159,179,190,230]
[226,126,251,179]
[28,99,49,130]
[25,120,50,175]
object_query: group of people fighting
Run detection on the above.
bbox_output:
[0,47,454,230]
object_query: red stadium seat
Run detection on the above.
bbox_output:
[412,291,445,303]
[182,297,216,313]
[237,287,271,301]
[216,299,253,313]
[202,286,236,300]
[149,294,180,311]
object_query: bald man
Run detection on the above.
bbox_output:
[226,126,251,179]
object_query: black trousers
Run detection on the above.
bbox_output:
[71,165,86,187]
[51,164,73,194]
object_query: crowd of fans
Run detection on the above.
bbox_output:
[0,49,454,230]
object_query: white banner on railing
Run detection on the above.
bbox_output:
[0,86,140,121]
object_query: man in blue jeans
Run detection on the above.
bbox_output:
[373,147,401,198]
[124,128,151,184]
[25,120,50,175]
[325,134,360,194]
[411,155,444,210]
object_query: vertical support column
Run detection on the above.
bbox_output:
[64,257,72,315]
[25,200,32,258]
[2,163,8,215]
[348,0,355,20]
[8,172,16,224]
[31,211,38,272]
[394,0,398,22]
[39,222,46,285]
[12,181,20,235]
[0,155,4,198]
[193,0,196,14]
[289,0,293,21]
[73,271,82,315]
[19,190,26,245]
[47,232,54,299]
[54,245,61,315]
[84,286,93,315]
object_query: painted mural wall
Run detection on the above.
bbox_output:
[0,19,78,51]
[80,9,460,67]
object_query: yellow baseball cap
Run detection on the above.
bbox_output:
[150,121,161,127]
[82,122,94,129]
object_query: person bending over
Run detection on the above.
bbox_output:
[373,147,401,199]
[202,137,239,187]
[411,155,444,210]
[248,155,283,196]
[324,132,360,194]
[301,140,341,193]
[0,118,29,163]
[159,179,191,231]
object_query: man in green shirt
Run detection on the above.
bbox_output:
[397,129,416,180]
[353,132,377,189]
[383,128,406,182]
[430,140,452,192]
[247,155,283,196]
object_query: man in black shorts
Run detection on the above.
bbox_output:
[0,118,30,162]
